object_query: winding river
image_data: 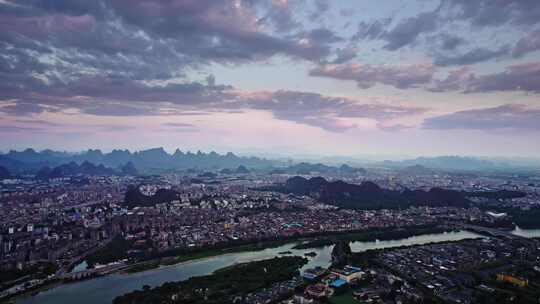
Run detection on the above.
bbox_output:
[17,230,484,304]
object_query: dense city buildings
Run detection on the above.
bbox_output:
[0,152,539,303]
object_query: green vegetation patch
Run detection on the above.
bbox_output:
[113,256,307,304]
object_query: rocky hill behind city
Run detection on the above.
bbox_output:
[281,176,526,210]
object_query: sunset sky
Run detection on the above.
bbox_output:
[1,0,539,157]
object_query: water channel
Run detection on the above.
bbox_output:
[18,230,485,304]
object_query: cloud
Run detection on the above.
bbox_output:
[258,0,301,33]
[348,1,540,63]
[0,102,52,115]
[0,0,343,104]
[513,28,540,58]
[433,45,509,67]
[309,63,436,89]
[429,67,472,92]
[376,122,414,132]
[308,0,330,22]
[306,59,540,94]
[438,33,466,51]
[382,11,438,50]
[429,62,540,93]
[13,119,62,127]
[445,0,540,28]
[423,104,540,131]
[162,122,196,128]
[236,90,426,132]
[161,122,198,133]
[352,19,390,41]
[331,46,358,64]
[0,0,355,138]
[0,125,44,132]
[466,62,540,93]
[0,69,425,133]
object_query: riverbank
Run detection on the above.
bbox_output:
[1,279,62,304]
[14,229,486,304]
[292,225,451,249]
[120,239,298,274]
[115,225,451,274]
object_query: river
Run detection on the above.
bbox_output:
[17,230,482,304]
[511,226,540,238]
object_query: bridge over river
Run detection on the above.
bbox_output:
[61,263,127,281]
[461,224,535,242]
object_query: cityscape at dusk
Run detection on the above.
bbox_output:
[1,1,540,304]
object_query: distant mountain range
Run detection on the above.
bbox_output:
[397,165,437,175]
[271,163,366,175]
[1,148,536,177]
[381,156,538,171]
[35,161,125,180]
[0,148,277,174]
[0,159,140,180]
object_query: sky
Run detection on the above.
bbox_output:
[0,0,540,158]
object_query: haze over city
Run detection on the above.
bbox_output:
[1,0,540,157]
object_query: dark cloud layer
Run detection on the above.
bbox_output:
[513,28,540,58]
[310,60,540,94]
[465,62,540,93]
[382,11,438,51]
[445,0,540,28]
[0,0,341,103]
[430,62,540,93]
[433,45,510,67]
[351,0,540,66]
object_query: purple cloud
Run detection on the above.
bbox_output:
[446,0,540,28]
[513,28,540,58]
[309,63,436,89]
[161,122,198,133]
[466,62,540,93]
[433,45,510,67]
[382,11,438,50]
[423,104,540,131]
[236,90,426,132]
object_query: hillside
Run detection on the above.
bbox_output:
[281,176,525,210]
[35,161,117,180]
[0,166,10,179]
[124,185,182,208]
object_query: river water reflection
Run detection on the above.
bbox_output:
[17,230,484,304]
